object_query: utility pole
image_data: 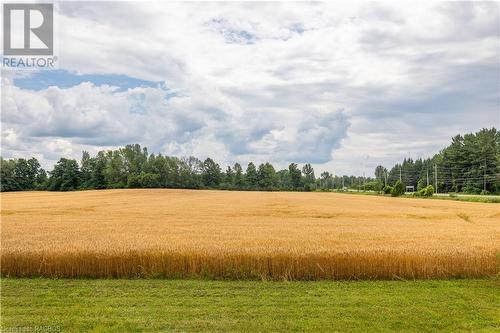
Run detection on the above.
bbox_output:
[426,169,429,186]
[399,166,402,182]
[434,164,438,194]
[363,172,365,192]
[384,171,387,187]
[342,176,344,190]
[484,158,487,192]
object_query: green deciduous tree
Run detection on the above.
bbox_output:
[288,163,302,190]
[391,180,405,197]
[202,158,222,187]
[257,162,277,190]
[233,163,244,188]
[302,163,315,191]
[49,158,80,191]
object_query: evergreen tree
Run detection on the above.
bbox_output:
[245,162,258,188]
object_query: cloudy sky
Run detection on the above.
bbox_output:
[2,1,499,176]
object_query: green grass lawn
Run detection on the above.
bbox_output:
[1,278,499,332]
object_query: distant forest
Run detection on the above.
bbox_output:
[1,128,499,194]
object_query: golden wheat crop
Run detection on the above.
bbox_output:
[1,189,499,280]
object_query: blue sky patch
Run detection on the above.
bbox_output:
[13,69,162,91]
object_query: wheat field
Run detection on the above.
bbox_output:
[1,189,499,280]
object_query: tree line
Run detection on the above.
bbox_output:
[1,128,498,194]
[0,144,371,192]
[370,128,500,194]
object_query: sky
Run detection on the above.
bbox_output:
[1,1,499,176]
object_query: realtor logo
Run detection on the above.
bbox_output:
[3,3,53,55]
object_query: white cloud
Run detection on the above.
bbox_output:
[1,1,498,175]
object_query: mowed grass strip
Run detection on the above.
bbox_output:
[1,278,499,332]
[1,189,499,279]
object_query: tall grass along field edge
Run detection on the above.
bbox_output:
[2,249,497,280]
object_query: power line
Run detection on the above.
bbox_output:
[436,176,499,181]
